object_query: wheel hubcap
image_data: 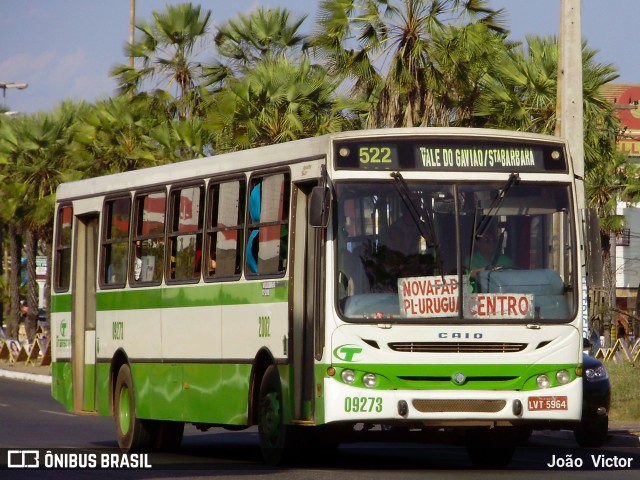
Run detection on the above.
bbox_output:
[261,391,281,446]
[118,385,131,435]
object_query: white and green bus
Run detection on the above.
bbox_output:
[51,127,592,466]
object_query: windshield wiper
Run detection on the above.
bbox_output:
[474,172,520,239]
[390,172,445,278]
[391,172,435,247]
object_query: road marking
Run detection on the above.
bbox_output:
[0,403,9,407]
[40,409,75,417]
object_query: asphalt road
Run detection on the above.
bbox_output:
[1,376,639,480]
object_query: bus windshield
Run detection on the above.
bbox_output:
[336,180,575,323]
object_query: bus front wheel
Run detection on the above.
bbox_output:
[258,365,299,465]
[114,364,154,452]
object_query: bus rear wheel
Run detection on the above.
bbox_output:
[114,364,155,452]
[155,420,184,450]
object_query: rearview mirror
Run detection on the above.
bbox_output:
[309,186,330,228]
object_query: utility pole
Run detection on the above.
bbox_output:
[129,0,136,68]
[557,0,584,203]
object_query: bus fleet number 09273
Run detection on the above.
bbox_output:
[344,396,383,413]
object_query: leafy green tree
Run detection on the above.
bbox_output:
[71,97,168,175]
[474,34,637,345]
[150,115,214,161]
[0,103,85,341]
[214,6,308,69]
[207,57,354,151]
[587,154,640,346]
[205,7,353,151]
[1,115,34,339]
[202,6,314,119]
[474,35,621,157]
[111,2,212,119]
[310,0,508,128]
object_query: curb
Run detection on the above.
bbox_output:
[0,368,52,385]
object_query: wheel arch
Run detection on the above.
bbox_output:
[249,347,278,425]
[110,348,130,415]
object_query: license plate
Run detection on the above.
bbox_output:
[528,396,568,410]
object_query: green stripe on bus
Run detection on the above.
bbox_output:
[331,362,580,391]
[51,282,289,313]
[51,294,72,313]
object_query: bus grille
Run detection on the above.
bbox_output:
[412,399,507,413]
[388,342,527,353]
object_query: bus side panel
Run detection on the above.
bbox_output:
[127,362,253,424]
[182,363,252,424]
[50,298,73,411]
[51,361,73,411]
[131,362,183,420]
[96,361,112,416]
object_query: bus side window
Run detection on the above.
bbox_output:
[206,179,245,279]
[131,191,166,284]
[246,173,290,276]
[54,205,73,292]
[168,184,205,282]
[102,197,131,287]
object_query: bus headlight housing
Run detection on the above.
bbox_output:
[536,374,551,389]
[362,373,377,388]
[556,369,571,385]
[341,369,356,384]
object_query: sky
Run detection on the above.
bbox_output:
[1,0,639,115]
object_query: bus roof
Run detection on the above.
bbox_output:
[55,127,569,201]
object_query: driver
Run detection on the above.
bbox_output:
[468,227,513,278]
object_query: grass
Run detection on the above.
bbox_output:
[605,362,640,423]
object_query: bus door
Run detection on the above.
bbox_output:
[71,214,99,412]
[290,181,324,421]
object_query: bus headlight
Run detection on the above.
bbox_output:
[341,369,356,384]
[362,373,377,388]
[536,374,551,389]
[556,369,571,385]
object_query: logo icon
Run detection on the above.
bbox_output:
[452,372,467,385]
[333,344,363,362]
[8,450,40,468]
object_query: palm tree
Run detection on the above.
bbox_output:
[0,115,31,339]
[150,114,215,161]
[71,97,170,175]
[475,34,633,345]
[214,7,308,69]
[310,0,508,128]
[111,2,212,119]
[0,178,26,340]
[207,57,354,152]
[474,35,560,133]
[204,7,353,152]
[474,36,620,148]
[0,103,85,342]
[202,6,310,99]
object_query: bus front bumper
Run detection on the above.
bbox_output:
[323,377,582,426]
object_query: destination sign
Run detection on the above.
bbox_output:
[334,137,567,172]
[418,146,538,169]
